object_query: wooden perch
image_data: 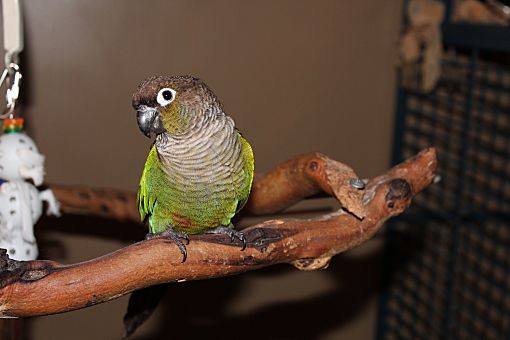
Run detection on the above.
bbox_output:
[0,148,437,318]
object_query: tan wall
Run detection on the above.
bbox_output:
[9,1,401,338]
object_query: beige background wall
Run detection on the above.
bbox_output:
[7,1,401,338]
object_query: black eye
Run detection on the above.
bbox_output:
[162,90,173,101]
[156,87,176,106]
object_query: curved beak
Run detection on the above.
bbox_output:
[136,106,165,138]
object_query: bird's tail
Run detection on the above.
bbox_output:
[122,283,168,338]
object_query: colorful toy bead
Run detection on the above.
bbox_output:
[2,117,24,133]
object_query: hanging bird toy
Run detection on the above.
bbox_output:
[0,0,60,260]
[0,118,61,260]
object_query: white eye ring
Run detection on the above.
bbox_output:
[156,88,177,107]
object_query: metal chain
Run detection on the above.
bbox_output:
[0,62,22,119]
[1,0,24,120]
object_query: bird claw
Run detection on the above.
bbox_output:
[145,228,189,262]
[207,226,246,251]
[179,231,190,245]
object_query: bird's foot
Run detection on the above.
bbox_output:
[145,228,190,262]
[206,226,246,251]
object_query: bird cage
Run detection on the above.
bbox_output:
[376,5,510,340]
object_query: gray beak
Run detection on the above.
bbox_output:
[136,106,165,138]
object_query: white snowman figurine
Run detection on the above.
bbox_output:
[0,120,60,260]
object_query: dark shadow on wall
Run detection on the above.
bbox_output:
[135,254,382,340]
[35,215,383,340]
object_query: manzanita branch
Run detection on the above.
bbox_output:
[0,148,436,318]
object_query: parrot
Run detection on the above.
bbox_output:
[133,75,254,262]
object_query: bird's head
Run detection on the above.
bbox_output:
[132,75,220,137]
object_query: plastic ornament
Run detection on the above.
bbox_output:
[0,118,60,260]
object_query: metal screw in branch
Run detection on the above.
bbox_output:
[349,178,366,190]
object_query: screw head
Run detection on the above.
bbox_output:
[349,178,366,190]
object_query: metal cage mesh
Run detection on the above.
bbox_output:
[377,47,510,339]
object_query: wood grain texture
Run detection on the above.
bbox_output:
[0,149,436,318]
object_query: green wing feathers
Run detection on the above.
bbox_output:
[235,131,255,214]
[137,145,160,224]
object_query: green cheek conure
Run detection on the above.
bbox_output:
[133,75,254,262]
